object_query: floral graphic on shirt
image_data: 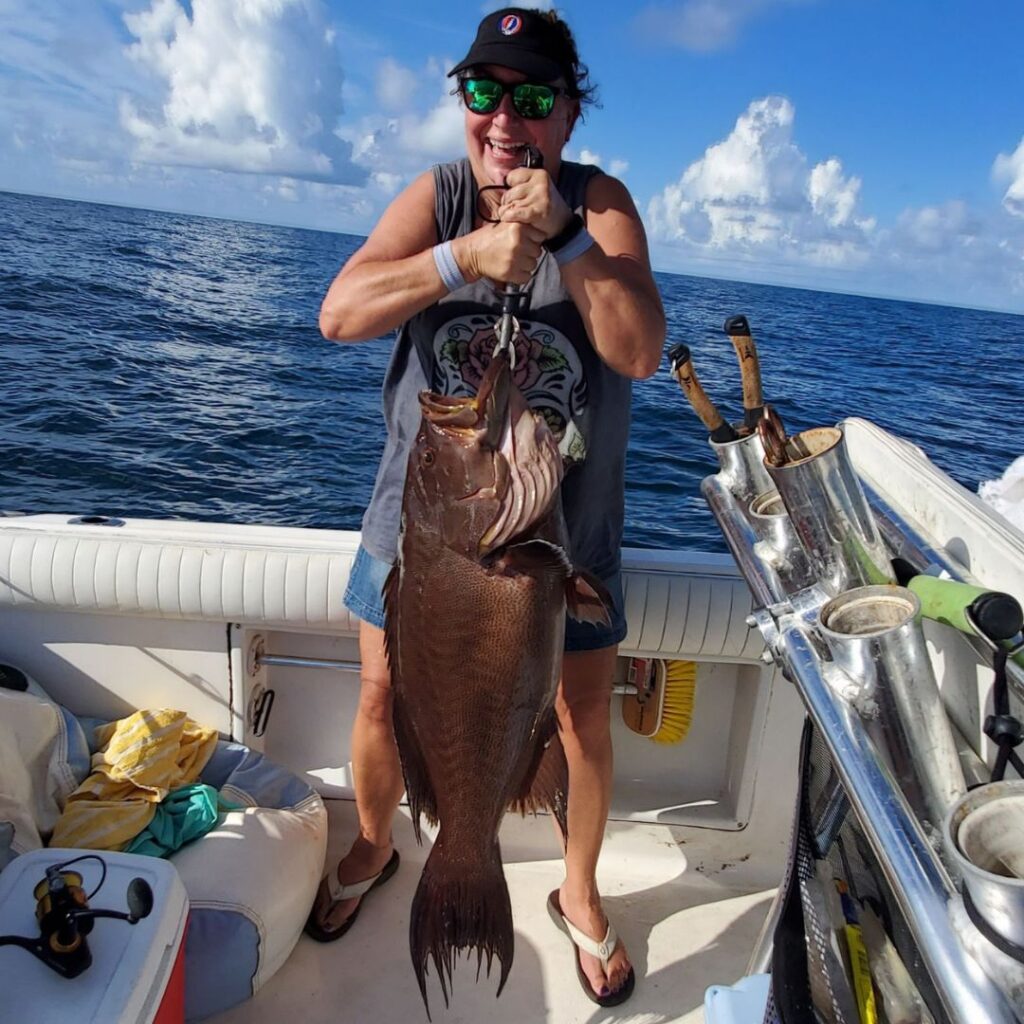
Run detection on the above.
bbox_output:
[433,314,588,464]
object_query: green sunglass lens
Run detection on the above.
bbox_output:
[464,79,502,113]
[463,79,558,119]
[512,84,555,119]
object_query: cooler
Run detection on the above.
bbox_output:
[0,848,189,1024]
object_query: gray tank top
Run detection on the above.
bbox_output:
[361,158,632,579]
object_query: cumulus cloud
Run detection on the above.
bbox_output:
[634,0,811,52]
[341,58,464,183]
[994,136,1024,218]
[648,96,874,267]
[647,95,1024,307]
[120,0,364,184]
[572,149,629,178]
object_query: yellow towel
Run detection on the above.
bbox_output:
[50,709,219,852]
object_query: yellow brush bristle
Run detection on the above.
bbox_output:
[652,659,696,744]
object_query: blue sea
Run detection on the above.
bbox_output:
[1,190,1022,553]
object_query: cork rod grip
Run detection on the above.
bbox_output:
[724,315,764,428]
[668,344,739,443]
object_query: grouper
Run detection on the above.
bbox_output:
[383,346,610,1012]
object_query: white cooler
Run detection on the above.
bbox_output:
[0,848,189,1024]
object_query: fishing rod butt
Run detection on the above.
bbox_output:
[723,314,751,337]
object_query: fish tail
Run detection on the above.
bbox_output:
[410,832,513,1014]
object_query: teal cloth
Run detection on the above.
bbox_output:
[125,783,238,858]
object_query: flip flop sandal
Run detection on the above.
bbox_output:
[305,849,400,943]
[547,890,636,1007]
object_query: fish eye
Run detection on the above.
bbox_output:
[422,449,435,466]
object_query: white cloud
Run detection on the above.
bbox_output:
[647,95,1024,308]
[375,58,420,114]
[571,149,629,178]
[633,0,811,52]
[994,136,1024,218]
[340,58,464,181]
[648,96,874,267]
[120,0,364,184]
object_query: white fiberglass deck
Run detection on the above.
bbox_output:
[212,800,775,1024]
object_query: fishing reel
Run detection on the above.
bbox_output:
[0,854,153,979]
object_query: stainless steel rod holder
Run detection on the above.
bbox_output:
[749,489,816,598]
[766,426,894,595]
[709,430,774,508]
[783,628,1016,1023]
[819,586,968,850]
[705,472,1018,1023]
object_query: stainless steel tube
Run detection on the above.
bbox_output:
[784,627,1017,1024]
[256,654,362,672]
[819,586,968,846]
[701,476,778,610]
[766,426,894,595]
[749,490,816,597]
[709,430,774,508]
[945,781,1024,948]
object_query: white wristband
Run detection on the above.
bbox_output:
[553,228,596,267]
[433,241,468,293]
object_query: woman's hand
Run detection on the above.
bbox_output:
[498,168,573,239]
[455,220,546,285]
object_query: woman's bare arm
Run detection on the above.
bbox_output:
[499,169,665,379]
[558,175,665,379]
[320,171,547,342]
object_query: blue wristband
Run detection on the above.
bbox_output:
[553,228,596,267]
[432,241,468,293]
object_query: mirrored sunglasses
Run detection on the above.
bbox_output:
[460,77,566,120]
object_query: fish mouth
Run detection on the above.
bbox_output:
[418,351,562,555]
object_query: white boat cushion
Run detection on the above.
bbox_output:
[177,742,328,1021]
[0,675,90,867]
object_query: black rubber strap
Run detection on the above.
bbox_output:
[963,887,1024,964]
[543,212,584,253]
[984,648,1024,783]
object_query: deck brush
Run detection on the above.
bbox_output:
[620,658,696,744]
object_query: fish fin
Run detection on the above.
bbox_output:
[486,538,573,577]
[410,832,513,1015]
[508,710,568,839]
[566,568,613,626]
[383,560,439,843]
[392,699,438,844]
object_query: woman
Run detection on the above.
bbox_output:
[307,7,665,1007]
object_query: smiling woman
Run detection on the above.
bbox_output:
[311,4,665,1011]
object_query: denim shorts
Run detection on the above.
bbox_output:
[343,544,627,652]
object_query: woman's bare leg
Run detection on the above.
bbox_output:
[310,619,405,932]
[554,645,632,996]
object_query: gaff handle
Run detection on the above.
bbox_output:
[495,147,544,351]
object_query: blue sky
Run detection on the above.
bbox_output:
[2,0,1024,312]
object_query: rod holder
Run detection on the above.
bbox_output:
[946,781,1024,947]
[748,490,816,598]
[819,586,967,848]
[709,430,774,509]
[765,426,894,595]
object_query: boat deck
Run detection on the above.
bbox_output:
[212,799,776,1024]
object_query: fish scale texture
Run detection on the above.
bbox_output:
[389,521,572,1011]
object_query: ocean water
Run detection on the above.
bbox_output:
[1,190,1022,553]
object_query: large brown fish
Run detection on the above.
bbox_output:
[384,347,610,1013]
